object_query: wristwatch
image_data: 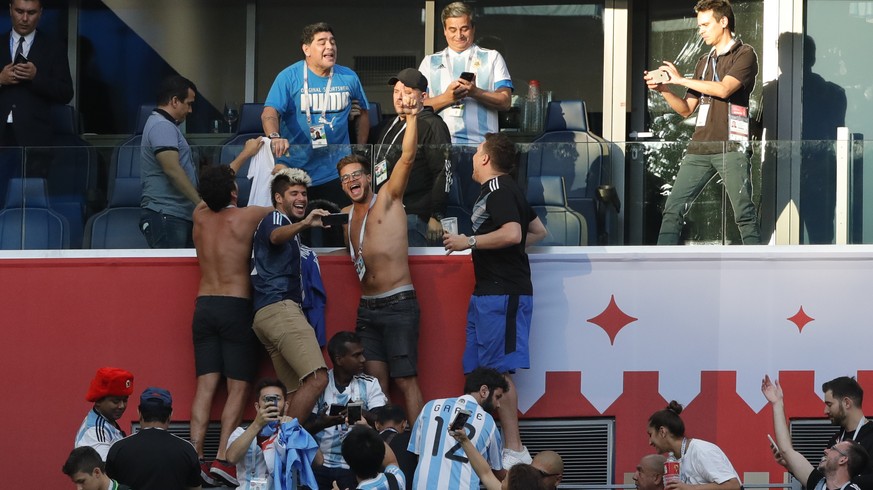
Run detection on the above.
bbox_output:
[269,132,281,139]
[467,235,477,250]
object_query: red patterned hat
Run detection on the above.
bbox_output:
[85,367,134,402]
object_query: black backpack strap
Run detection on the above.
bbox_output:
[386,470,400,490]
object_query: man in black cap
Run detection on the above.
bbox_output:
[374,67,452,246]
[106,387,202,490]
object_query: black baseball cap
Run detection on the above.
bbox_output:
[388,68,428,92]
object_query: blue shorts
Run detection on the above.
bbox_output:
[462,294,532,374]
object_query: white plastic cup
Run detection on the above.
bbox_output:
[440,217,459,235]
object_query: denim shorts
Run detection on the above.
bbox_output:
[356,295,420,378]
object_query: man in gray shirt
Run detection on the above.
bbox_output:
[139,75,201,248]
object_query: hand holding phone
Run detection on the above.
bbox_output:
[459,72,475,82]
[347,402,363,424]
[767,434,781,455]
[648,69,671,84]
[449,409,472,432]
[328,403,346,417]
[322,213,349,227]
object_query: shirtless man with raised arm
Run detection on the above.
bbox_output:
[190,137,274,487]
[338,74,424,420]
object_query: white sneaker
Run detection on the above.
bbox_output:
[502,445,532,469]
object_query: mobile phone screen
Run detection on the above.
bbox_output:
[450,410,471,431]
[322,213,349,227]
[347,402,362,423]
[329,403,346,417]
[460,72,475,82]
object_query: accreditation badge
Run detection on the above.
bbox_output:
[727,103,750,141]
[309,124,327,148]
[374,159,388,186]
[446,102,464,118]
[696,103,710,127]
[354,251,366,281]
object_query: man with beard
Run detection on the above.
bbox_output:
[251,168,331,423]
[763,376,873,488]
[337,83,424,422]
[407,367,507,490]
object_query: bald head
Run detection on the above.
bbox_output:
[634,454,666,490]
[642,454,666,472]
[532,451,564,490]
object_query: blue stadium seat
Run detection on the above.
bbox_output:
[107,104,152,205]
[46,104,98,249]
[527,100,611,245]
[526,175,587,246]
[218,102,265,206]
[0,178,69,249]
[83,178,148,249]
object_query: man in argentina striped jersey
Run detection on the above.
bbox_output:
[408,367,507,489]
[75,367,134,460]
[308,331,388,490]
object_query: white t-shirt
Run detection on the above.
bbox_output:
[246,136,276,207]
[680,438,741,485]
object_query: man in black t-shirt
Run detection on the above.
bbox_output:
[763,375,873,490]
[106,387,201,490]
[374,68,452,246]
[443,132,546,469]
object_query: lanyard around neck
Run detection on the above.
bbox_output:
[375,117,407,162]
[302,63,334,126]
[443,46,475,76]
[348,193,377,260]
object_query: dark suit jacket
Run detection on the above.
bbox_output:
[0,30,73,147]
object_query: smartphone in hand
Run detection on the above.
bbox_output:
[449,409,472,431]
[322,213,349,227]
[459,72,475,82]
[347,402,363,424]
[767,434,781,456]
[329,403,346,417]
[649,69,671,84]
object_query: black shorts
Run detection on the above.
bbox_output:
[356,293,420,378]
[192,296,258,382]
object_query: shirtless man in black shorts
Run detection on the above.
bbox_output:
[190,137,272,487]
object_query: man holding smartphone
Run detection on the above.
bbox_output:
[0,0,73,149]
[644,0,760,245]
[307,331,387,490]
[408,367,507,490]
[225,378,321,490]
[763,375,873,488]
[418,2,512,144]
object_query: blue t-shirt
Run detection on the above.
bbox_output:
[264,61,369,186]
[140,110,197,220]
[251,210,303,311]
